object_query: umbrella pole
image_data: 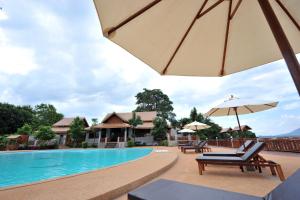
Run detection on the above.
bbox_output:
[233,107,245,148]
[258,0,300,96]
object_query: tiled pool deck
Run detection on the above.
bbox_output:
[1,147,299,200]
[116,146,300,200]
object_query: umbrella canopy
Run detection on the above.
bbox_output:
[93,0,300,94]
[205,95,278,134]
[184,121,211,131]
[205,95,278,117]
[178,128,196,133]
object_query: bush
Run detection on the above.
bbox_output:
[81,141,88,148]
[159,140,168,146]
[0,136,8,150]
[91,143,98,148]
[127,140,135,147]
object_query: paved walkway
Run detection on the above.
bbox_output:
[116,147,300,199]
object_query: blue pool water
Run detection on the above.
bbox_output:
[0,148,152,188]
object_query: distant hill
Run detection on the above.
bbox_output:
[275,128,300,137]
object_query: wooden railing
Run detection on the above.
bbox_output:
[258,138,300,152]
[207,138,300,153]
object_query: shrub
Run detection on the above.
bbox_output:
[0,136,8,150]
[81,141,88,148]
[127,140,135,147]
[159,140,168,146]
[16,123,33,135]
[91,143,98,148]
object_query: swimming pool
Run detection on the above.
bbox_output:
[0,148,152,188]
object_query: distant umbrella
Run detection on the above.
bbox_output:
[184,121,210,131]
[178,128,196,133]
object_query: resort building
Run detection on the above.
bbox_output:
[52,117,89,145]
[85,111,159,148]
[233,125,252,132]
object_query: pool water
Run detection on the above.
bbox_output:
[0,148,152,188]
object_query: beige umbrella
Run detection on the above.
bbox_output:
[184,121,211,131]
[204,95,278,144]
[93,0,300,95]
[178,128,196,133]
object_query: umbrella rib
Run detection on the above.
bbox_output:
[106,0,162,36]
[264,103,276,107]
[197,0,225,19]
[275,0,300,31]
[230,0,242,19]
[207,108,220,117]
[161,0,209,75]
[220,0,232,76]
[227,107,231,115]
[244,105,254,113]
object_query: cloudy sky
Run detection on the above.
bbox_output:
[0,1,299,136]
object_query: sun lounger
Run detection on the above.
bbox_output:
[128,169,300,200]
[196,142,285,181]
[181,141,211,153]
[203,140,255,157]
[180,141,201,151]
[177,140,194,149]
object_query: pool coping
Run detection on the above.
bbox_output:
[0,147,154,191]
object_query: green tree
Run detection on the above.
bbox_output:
[232,130,256,138]
[135,88,175,120]
[33,104,63,129]
[34,126,55,144]
[70,117,85,147]
[0,103,34,134]
[178,117,192,129]
[151,117,168,141]
[190,107,198,121]
[16,123,33,135]
[128,112,143,142]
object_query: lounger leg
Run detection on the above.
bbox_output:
[270,166,276,176]
[240,165,244,172]
[198,162,203,175]
[275,165,285,181]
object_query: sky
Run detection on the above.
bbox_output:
[0,1,299,136]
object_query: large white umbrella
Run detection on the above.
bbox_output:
[93,0,300,95]
[205,95,278,133]
[178,128,196,133]
[184,121,211,131]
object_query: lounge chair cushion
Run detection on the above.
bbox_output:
[128,179,261,200]
[196,155,243,162]
[203,140,253,157]
[236,140,254,152]
[202,152,243,157]
[241,142,265,161]
[264,169,300,200]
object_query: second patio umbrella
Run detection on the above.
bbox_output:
[205,95,278,145]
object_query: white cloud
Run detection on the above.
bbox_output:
[283,102,300,110]
[0,28,38,75]
[0,9,8,21]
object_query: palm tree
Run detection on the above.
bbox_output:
[128,112,143,142]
